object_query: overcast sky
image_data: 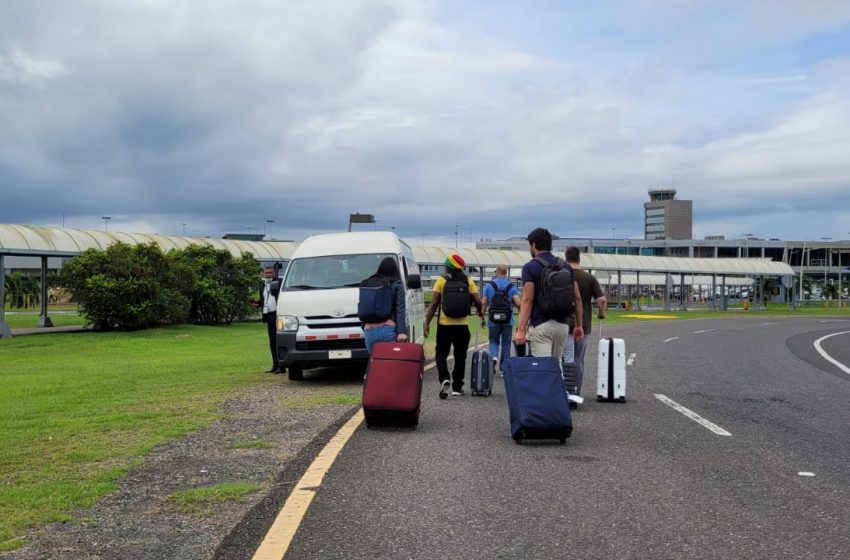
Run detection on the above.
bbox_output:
[2,0,850,245]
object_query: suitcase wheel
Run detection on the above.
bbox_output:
[559,438,566,444]
[619,396,627,403]
[487,390,492,397]
[597,395,604,402]
[514,437,522,445]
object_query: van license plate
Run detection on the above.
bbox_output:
[329,350,351,359]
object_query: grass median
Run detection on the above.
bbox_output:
[0,322,359,552]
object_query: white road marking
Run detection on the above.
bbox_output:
[798,472,816,477]
[813,331,850,375]
[664,337,679,343]
[626,353,636,366]
[654,394,732,436]
[819,320,848,323]
[760,322,779,326]
[693,328,717,334]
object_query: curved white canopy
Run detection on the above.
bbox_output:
[0,224,298,261]
[1,224,795,277]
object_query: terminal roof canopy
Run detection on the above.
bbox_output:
[1,224,795,277]
[0,224,299,261]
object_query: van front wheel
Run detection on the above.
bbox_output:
[288,364,304,381]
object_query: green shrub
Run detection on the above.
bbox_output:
[169,245,259,325]
[59,243,190,330]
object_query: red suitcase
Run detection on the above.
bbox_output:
[362,342,424,429]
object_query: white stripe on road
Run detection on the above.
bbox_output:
[654,394,732,436]
[627,353,636,366]
[663,337,679,343]
[693,329,717,334]
[813,331,850,375]
[760,322,779,326]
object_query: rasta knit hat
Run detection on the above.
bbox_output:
[445,254,465,269]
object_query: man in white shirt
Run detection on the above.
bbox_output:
[260,266,281,373]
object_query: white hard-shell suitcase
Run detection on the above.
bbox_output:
[597,337,626,402]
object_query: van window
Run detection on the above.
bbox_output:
[283,253,396,291]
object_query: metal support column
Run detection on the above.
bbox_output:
[708,274,717,311]
[664,273,672,311]
[617,271,622,310]
[635,271,642,311]
[680,273,687,310]
[37,256,54,328]
[0,255,11,337]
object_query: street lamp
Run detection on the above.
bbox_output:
[266,219,275,238]
[181,222,186,236]
[822,238,832,297]
[102,216,111,232]
[454,224,460,249]
[799,240,809,302]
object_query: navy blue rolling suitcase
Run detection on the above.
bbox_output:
[470,332,493,396]
[504,356,572,444]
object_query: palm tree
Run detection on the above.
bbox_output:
[822,282,838,300]
[800,276,813,299]
[3,272,40,309]
[760,277,778,304]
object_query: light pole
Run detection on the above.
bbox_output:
[266,219,275,238]
[102,216,111,232]
[454,224,459,249]
[822,238,832,299]
[181,222,186,236]
[799,240,808,303]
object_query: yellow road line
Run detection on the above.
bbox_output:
[252,410,364,560]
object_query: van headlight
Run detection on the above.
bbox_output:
[278,315,299,332]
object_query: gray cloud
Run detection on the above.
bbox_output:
[1,0,850,244]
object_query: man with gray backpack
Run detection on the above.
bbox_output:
[481,264,522,375]
[515,228,583,359]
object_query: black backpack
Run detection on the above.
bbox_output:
[441,274,470,318]
[488,280,512,324]
[357,275,395,323]
[534,256,576,321]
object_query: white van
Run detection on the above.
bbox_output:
[275,231,425,380]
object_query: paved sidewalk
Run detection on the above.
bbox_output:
[8,325,89,336]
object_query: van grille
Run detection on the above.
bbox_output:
[295,339,366,351]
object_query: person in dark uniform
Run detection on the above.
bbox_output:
[259,266,281,373]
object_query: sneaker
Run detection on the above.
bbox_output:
[439,380,451,400]
[451,389,465,396]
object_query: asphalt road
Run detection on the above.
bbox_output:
[250,317,850,560]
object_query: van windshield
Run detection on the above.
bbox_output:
[283,253,397,291]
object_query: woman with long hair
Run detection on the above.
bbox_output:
[362,257,408,353]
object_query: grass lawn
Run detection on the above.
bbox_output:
[0,323,302,552]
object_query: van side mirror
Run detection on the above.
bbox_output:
[406,274,422,290]
[270,280,280,293]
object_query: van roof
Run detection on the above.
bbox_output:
[292,231,407,258]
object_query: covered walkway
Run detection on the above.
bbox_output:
[1,224,796,336]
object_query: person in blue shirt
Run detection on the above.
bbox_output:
[516,227,583,359]
[481,264,522,375]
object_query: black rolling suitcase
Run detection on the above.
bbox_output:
[470,332,493,396]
